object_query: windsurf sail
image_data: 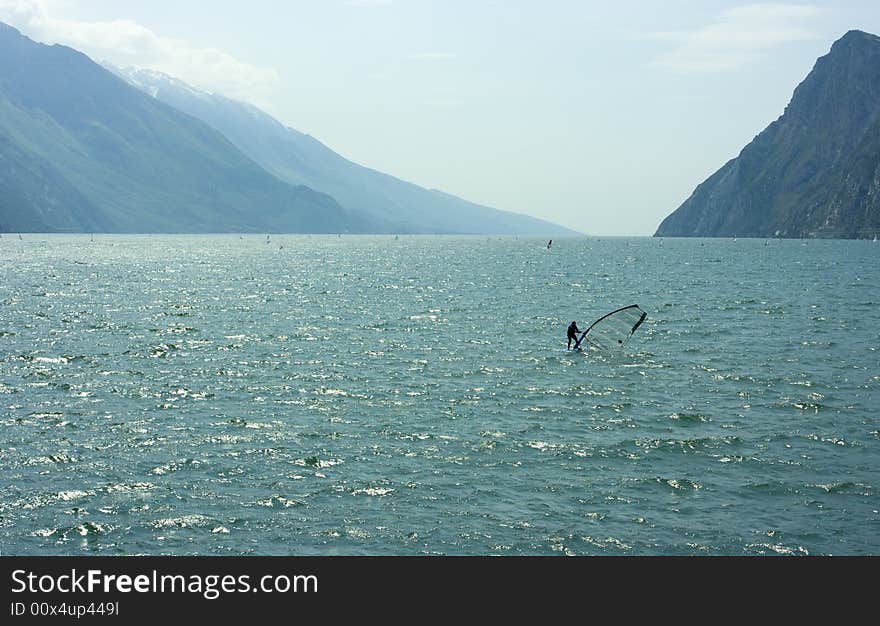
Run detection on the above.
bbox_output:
[574,305,647,350]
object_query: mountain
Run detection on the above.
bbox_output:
[0,22,370,233]
[110,66,575,235]
[655,30,880,239]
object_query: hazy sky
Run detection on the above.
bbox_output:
[2,1,879,235]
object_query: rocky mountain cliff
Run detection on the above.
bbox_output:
[655,30,880,239]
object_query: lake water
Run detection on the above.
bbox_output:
[1,235,877,555]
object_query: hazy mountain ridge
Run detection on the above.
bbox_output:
[655,30,880,239]
[0,22,370,233]
[109,65,576,236]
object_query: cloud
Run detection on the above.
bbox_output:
[650,3,823,72]
[0,0,280,107]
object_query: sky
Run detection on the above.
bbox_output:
[1,1,879,235]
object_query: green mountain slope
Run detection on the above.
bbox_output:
[0,129,102,233]
[112,66,576,236]
[0,22,369,233]
[655,30,880,239]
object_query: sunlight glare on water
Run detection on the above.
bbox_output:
[0,235,877,555]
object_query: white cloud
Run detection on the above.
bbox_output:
[0,0,280,107]
[650,3,823,72]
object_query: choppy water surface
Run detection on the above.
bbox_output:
[1,235,877,555]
